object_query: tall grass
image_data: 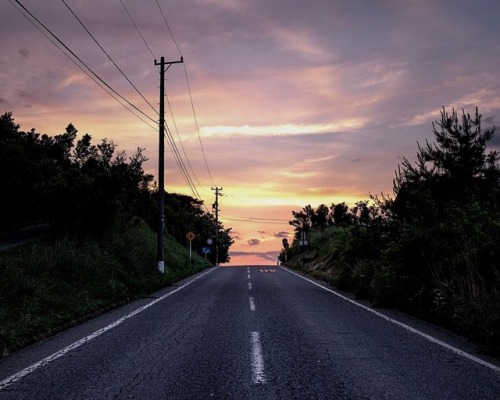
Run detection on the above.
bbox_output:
[0,219,210,356]
[285,225,500,357]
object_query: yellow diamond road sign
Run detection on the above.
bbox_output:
[186,231,196,242]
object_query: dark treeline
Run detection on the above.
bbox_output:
[165,193,233,264]
[0,112,232,263]
[0,112,232,354]
[281,107,500,355]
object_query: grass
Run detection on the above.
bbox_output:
[284,226,500,357]
[0,219,211,356]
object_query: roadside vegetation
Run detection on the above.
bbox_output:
[0,112,232,356]
[280,107,500,356]
[0,224,209,356]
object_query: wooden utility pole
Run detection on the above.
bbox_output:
[212,187,223,266]
[155,56,183,274]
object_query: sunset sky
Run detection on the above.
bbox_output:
[1,0,500,265]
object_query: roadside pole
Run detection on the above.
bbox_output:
[155,56,183,274]
[186,231,196,264]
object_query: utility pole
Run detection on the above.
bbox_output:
[212,187,223,266]
[155,56,183,274]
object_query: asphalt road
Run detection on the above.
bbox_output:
[0,265,499,399]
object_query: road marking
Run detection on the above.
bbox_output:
[282,267,500,373]
[250,332,267,384]
[0,267,219,391]
[248,282,253,290]
[249,297,256,311]
[248,274,251,279]
[259,269,277,273]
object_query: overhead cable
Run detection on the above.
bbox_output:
[120,0,156,60]
[11,0,157,126]
[155,0,216,186]
[155,0,182,56]
[122,0,207,201]
[166,94,205,190]
[61,0,158,115]
[182,65,216,186]
[9,0,157,129]
[220,215,290,225]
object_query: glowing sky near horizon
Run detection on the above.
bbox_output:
[1,0,500,265]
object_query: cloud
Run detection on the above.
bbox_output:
[2,0,500,267]
[274,231,290,238]
[231,231,242,240]
[195,0,246,12]
[229,250,280,264]
[199,121,364,138]
[248,239,261,246]
[17,90,32,100]
[267,25,331,61]
[18,47,30,58]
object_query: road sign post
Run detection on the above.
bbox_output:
[186,232,196,263]
[202,247,211,260]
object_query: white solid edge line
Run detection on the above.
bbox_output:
[0,267,219,390]
[282,267,500,374]
[250,331,267,383]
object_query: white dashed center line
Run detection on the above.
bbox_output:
[250,332,267,384]
[249,296,256,311]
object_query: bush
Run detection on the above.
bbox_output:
[0,219,211,356]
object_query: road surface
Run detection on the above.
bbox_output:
[0,265,499,399]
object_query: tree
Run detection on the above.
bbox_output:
[0,112,235,267]
[163,192,234,264]
[393,107,499,218]
[289,205,314,239]
[0,113,51,231]
[330,202,352,227]
[388,107,500,317]
[426,108,498,187]
[311,204,330,230]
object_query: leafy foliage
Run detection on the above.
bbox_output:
[283,107,500,355]
[0,111,234,354]
[0,112,233,263]
[164,193,234,263]
[0,221,210,356]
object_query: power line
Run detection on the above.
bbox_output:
[61,0,158,115]
[9,0,157,130]
[220,215,290,224]
[183,65,216,186]
[155,0,182,56]
[120,0,207,202]
[118,1,200,198]
[164,127,201,200]
[62,0,204,203]
[155,0,216,186]
[248,217,290,222]
[120,0,156,60]
[161,81,203,200]
[156,57,204,206]
[165,94,205,191]
[12,0,210,209]
[11,0,157,126]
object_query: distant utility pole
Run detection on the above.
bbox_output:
[212,187,223,266]
[155,56,183,274]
